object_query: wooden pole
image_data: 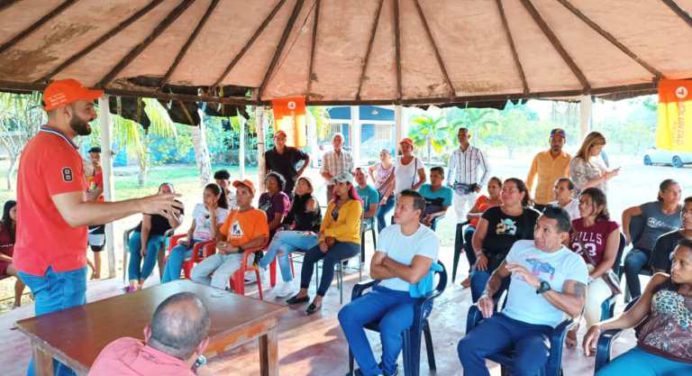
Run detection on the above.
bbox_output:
[98,96,116,279]
[256,107,266,192]
[239,116,246,179]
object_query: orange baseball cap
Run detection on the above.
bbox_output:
[43,79,104,111]
[399,137,414,147]
[232,179,256,195]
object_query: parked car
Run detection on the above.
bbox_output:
[642,148,692,168]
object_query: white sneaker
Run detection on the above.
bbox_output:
[273,282,294,298]
[245,273,257,283]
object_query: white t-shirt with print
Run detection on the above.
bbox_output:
[502,240,588,328]
[191,203,230,241]
[378,224,439,291]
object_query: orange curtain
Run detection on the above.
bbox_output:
[271,97,307,147]
[657,79,692,152]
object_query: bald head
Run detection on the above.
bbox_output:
[148,292,210,360]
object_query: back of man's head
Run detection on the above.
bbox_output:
[541,205,572,233]
[148,292,211,360]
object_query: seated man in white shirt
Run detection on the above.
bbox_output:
[338,190,439,376]
[458,206,588,376]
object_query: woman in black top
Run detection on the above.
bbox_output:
[0,200,25,308]
[126,183,183,292]
[259,176,322,298]
[469,178,540,301]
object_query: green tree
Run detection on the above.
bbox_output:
[408,114,448,163]
[0,92,45,190]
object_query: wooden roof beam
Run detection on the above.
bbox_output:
[356,0,384,101]
[413,0,455,97]
[393,0,402,101]
[661,0,692,27]
[496,0,529,94]
[520,0,590,91]
[306,0,320,98]
[96,0,194,88]
[0,0,77,55]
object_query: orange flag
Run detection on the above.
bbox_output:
[271,97,307,147]
[657,79,692,152]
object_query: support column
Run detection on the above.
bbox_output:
[350,106,361,167]
[394,105,404,144]
[580,95,592,140]
[239,116,246,179]
[98,96,116,279]
[256,106,266,192]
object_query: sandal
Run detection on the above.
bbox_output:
[286,294,310,305]
[460,276,471,288]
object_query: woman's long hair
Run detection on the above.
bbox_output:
[580,187,610,221]
[204,183,228,209]
[504,178,531,208]
[2,200,17,242]
[575,131,606,161]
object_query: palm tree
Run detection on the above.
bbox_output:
[0,92,45,190]
[110,98,177,187]
[408,114,447,164]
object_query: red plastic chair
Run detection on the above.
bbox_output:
[166,234,216,279]
[228,242,270,300]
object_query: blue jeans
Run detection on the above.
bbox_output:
[470,270,510,302]
[301,241,360,296]
[339,286,415,376]
[161,239,200,283]
[127,232,165,283]
[597,346,692,376]
[624,248,650,299]
[258,231,319,283]
[458,313,552,376]
[18,266,87,376]
[376,196,395,233]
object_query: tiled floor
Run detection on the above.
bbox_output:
[0,246,636,376]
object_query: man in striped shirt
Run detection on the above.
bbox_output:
[320,133,354,202]
[447,127,491,224]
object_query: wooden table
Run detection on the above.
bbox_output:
[16,280,288,376]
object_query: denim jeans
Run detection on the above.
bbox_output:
[191,253,243,290]
[301,241,360,296]
[624,248,650,299]
[339,286,415,376]
[161,239,200,283]
[127,231,165,282]
[18,266,87,376]
[470,270,510,303]
[376,196,395,233]
[258,231,319,283]
[597,346,692,376]
[458,313,552,376]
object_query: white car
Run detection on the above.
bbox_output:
[643,148,692,168]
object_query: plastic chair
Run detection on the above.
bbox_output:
[228,243,269,300]
[465,305,575,376]
[314,252,363,304]
[621,215,653,301]
[164,234,217,279]
[452,221,470,283]
[600,232,627,320]
[122,227,174,283]
[348,261,448,376]
[595,298,641,373]
[360,220,377,264]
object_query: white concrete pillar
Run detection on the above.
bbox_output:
[350,106,361,167]
[239,116,246,179]
[98,96,116,279]
[580,95,592,140]
[256,106,266,192]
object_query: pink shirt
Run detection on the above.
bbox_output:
[89,338,195,376]
[569,218,619,266]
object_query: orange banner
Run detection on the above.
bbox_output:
[271,97,307,147]
[657,79,692,152]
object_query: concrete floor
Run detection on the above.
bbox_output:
[0,246,637,376]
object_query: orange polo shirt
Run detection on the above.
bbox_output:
[526,150,571,205]
[14,127,88,276]
[219,208,269,247]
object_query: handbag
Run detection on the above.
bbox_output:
[582,250,622,296]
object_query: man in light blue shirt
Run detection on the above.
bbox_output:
[458,206,588,376]
[339,190,439,376]
[418,166,453,231]
[355,167,380,231]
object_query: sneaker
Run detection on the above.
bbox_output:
[245,273,257,283]
[273,282,294,298]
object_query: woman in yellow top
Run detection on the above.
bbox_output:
[287,172,362,315]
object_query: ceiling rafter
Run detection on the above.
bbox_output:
[0,0,77,55]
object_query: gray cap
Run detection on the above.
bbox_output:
[333,171,354,184]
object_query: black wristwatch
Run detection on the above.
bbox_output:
[536,280,551,294]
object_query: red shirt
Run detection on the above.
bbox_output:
[89,337,195,376]
[14,127,88,276]
[87,166,104,202]
[569,218,619,266]
[469,195,490,228]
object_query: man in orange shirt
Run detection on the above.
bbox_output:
[191,180,269,290]
[526,128,571,211]
[15,79,181,375]
[85,146,105,279]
